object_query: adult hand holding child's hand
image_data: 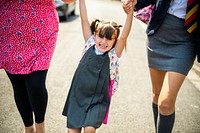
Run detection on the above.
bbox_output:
[122,0,137,14]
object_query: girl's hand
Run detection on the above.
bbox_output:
[122,0,137,14]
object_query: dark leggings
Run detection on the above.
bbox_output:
[6,70,48,127]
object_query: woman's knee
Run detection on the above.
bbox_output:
[158,99,175,115]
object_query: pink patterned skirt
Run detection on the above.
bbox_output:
[0,0,59,74]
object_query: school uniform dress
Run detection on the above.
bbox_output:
[0,0,59,74]
[63,35,119,129]
[135,0,199,75]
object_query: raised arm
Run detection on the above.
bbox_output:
[79,0,92,42]
[114,0,136,57]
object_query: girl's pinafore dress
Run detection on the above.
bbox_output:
[62,44,111,129]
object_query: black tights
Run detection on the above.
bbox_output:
[6,70,48,127]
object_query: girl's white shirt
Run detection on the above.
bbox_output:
[168,0,187,19]
[83,35,119,94]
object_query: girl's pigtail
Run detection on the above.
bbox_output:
[90,18,100,34]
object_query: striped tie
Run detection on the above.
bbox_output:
[184,0,199,33]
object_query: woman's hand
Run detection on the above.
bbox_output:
[122,0,137,14]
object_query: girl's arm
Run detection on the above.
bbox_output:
[79,0,92,42]
[114,1,136,57]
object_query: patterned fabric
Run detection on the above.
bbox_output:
[134,4,155,24]
[184,0,199,33]
[0,0,59,74]
[83,35,119,95]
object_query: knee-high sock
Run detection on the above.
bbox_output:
[157,112,175,133]
[152,103,158,132]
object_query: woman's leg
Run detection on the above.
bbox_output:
[6,72,35,133]
[25,70,48,133]
[157,71,185,133]
[35,122,45,133]
[84,126,96,133]
[68,128,81,133]
[158,71,185,114]
[149,68,166,132]
[150,67,186,132]
[23,125,35,133]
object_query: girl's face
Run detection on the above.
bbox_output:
[94,33,116,53]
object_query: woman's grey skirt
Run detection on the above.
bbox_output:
[147,14,196,75]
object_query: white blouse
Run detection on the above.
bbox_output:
[168,0,187,19]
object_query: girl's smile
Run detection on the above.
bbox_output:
[94,34,116,53]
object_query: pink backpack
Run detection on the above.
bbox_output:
[134,4,155,24]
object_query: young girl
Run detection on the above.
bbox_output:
[62,0,136,132]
